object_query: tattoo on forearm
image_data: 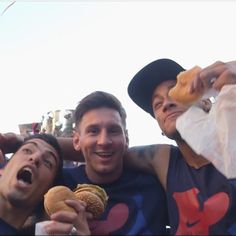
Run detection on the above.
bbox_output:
[132,145,157,164]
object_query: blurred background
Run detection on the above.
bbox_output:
[0,0,235,147]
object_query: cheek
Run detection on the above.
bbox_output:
[154,111,159,121]
[154,114,162,126]
[2,162,18,179]
[39,168,56,187]
[81,146,93,163]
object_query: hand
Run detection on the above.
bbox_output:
[44,200,92,235]
[0,133,8,151]
[0,132,24,154]
[190,60,236,94]
[0,149,6,164]
[0,149,5,177]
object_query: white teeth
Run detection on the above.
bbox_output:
[96,152,113,157]
[17,166,33,185]
[23,167,33,174]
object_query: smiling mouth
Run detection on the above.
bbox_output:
[165,112,181,121]
[95,152,113,158]
[17,168,33,185]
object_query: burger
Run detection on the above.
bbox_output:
[169,65,203,105]
[44,185,77,216]
[74,184,108,219]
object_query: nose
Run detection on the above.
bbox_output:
[97,130,112,146]
[162,96,176,113]
[29,152,41,167]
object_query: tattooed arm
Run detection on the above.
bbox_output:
[58,140,171,189]
[0,132,170,189]
[124,144,171,190]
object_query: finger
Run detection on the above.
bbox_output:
[44,221,73,235]
[189,74,204,94]
[212,69,236,90]
[203,61,236,90]
[65,199,87,212]
[86,212,94,220]
[228,60,236,67]
[74,211,91,235]
[66,199,94,220]
[50,210,77,223]
[199,61,227,87]
[200,61,224,77]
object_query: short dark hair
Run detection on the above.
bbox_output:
[23,133,63,186]
[75,91,127,129]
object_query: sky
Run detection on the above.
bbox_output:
[0,0,236,147]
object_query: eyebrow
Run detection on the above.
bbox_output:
[86,123,122,130]
[152,83,176,101]
[152,93,162,101]
[23,141,59,165]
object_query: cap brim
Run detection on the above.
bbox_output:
[128,58,185,117]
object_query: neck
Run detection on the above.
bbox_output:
[0,194,32,229]
[176,140,210,169]
[85,165,123,185]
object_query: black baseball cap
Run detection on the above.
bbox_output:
[128,58,185,117]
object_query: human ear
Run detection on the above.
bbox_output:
[125,129,129,148]
[73,131,80,151]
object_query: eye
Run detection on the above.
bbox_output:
[153,101,162,110]
[87,127,99,135]
[109,127,122,135]
[22,148,32,155]
[43,159,53,169]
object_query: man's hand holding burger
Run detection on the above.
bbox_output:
[41,184,109,235]
[44,199,92,236]
[189,60,236,94]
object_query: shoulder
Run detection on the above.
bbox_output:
[0,218,19,235]
[62,164,86,189]
[122,167,163,189]
[168,145,184,166]
[127,144,171,170]
[63,163,85,174]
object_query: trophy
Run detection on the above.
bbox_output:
[40,110,75,137]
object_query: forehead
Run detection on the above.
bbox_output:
[79,107,123,127]
[153,80,176,96]
[23,138,59,160]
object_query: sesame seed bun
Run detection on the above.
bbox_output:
[74,184,108,219]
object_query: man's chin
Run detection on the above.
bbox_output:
[164,130,181,141]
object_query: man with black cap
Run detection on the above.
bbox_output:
[127,58,236,235]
